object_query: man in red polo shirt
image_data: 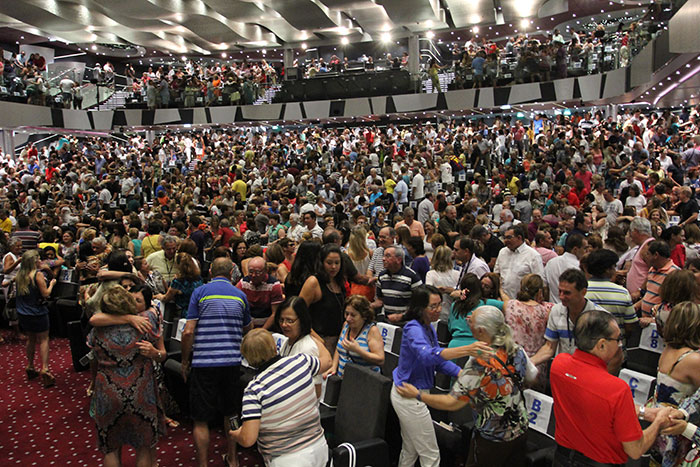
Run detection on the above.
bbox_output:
[550,309,671,466]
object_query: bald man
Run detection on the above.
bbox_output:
[236,256,284,329]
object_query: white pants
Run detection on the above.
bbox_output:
[268,436,328,467]
[390,385,440,467]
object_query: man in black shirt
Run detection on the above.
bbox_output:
[672,186,699,227]
[470,224,504,270]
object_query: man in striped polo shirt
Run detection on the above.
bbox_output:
[373,245,423,323]
[639,241,680,324]
[181,257,252,467]
[584,249,639,340]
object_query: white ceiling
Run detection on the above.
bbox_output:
[0,0,554,52]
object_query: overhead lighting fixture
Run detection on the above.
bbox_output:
[91,45,97,51]
[221,52,227,58]
[381,32,391,43]
[520,19,530,28]
[426,31,435,39]
[301,42,307,50]
[341,37,349,45]
[472,26,479,34]
[470,14,481,24]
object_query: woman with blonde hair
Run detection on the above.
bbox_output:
[156,251,203,318]
[425,245,461,321]
[347,226,375,300]
[646,301,700,465]
[16,249,57,387]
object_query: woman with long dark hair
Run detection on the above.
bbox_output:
[448,273,504,349]
[300,243,346,354]
[284,241,321,297]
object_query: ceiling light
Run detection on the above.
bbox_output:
[381,32,391,43]
[470,14,481,24]
[221,52,227,58]
[520,19,530,28]
[91,45,97,51]
[181,56,186,61]
[426,31,435,39]
[301,42,307,50]
[341,37,349,45]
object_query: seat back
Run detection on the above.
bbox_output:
[335,363,392,444]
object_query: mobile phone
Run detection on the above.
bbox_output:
[229,415,241,430]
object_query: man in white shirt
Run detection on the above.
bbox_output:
[494,225,545,298]
[544,233,588,303]
[301,211,323,239]
[394,177,409,205]
[411,167,425,201]
[454,237,490,281]
[417,193,435,224]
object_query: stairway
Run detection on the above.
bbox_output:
[254,84,282,105]
[422,72,455,93]
[100,90,130,110]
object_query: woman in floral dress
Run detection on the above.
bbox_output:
[88,286,165,466]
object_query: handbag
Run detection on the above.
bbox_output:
[680,445,700,467]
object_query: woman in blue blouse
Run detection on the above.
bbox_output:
[391,285,493,467]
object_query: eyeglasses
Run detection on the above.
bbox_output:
[279,318,298,325]
[427,302,442,310]
[604,335,624,347]
[248,270,265,276]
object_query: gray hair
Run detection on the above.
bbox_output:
[386,245,405,262]
[574,309,617,353]
[502,209,514,221]
[8,237,22,248]
[289,213,300,223]
[630,217,652,236]
[92,236,107,247]
[445,205,457,214]
[161,234,178,246]
[472,305,517,356]
[403,207,415,217]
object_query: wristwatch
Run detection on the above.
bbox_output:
[638,406,646,420]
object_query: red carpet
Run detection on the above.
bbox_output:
[0,335,264,466]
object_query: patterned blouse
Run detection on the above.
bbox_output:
[449,346,535,442]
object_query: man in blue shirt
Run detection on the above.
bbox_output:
[182,257,252,467]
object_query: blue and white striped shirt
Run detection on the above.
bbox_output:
[187,278,251,368]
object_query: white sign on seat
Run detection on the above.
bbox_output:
[174,318,187,341]
[271,332,288,352]
[377,322,399,352]
[639,323,665,354]
[619,368,656,406]
[523,389,554,436]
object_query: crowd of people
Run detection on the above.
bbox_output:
[438,17,659,91]
[2,100,700,466]
[0,12,665,111]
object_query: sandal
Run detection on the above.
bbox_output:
[166,417,180,428]
[41,371,55,388]
[26,367,39,380]
[222,454,237,467]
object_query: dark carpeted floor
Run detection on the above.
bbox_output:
[0,334,264,466]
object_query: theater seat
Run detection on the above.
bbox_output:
[163,359,189,416]
[330,364,392,466]
[625,349,660,377]
[68,320,90,372]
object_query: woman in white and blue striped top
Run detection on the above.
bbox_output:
[328,294,385,377]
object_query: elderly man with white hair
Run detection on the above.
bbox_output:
[498,209,515,236]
